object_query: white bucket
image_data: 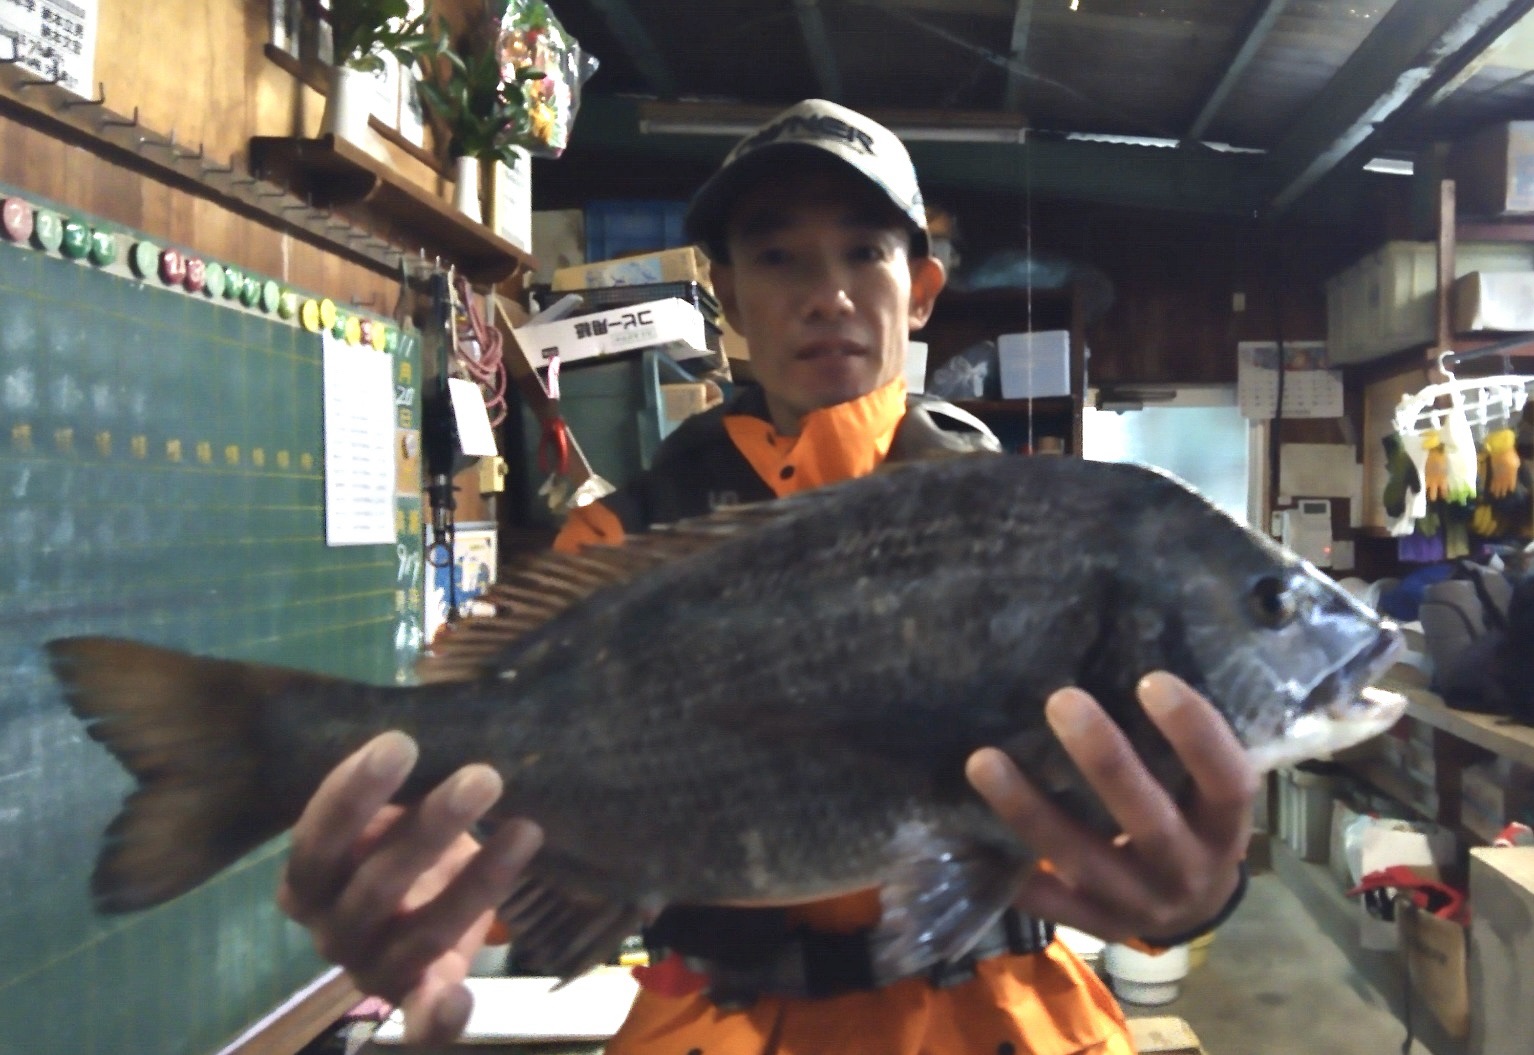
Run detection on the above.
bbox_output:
[1103,942,1190,1006]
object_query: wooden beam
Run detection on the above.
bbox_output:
[1184,0,1291,142]
[1001,0,1036,112]
[585,0,677,99]
[1266,0,1534,215]
[214,969,363,1055]
[794,0,844,101]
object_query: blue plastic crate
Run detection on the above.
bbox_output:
[584,199,690,262]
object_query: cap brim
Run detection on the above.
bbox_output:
[683,143,928,258]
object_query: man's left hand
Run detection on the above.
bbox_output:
[966,672,1258,943]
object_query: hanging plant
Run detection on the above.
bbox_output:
[415,0,549,165]
[318,0,438,73]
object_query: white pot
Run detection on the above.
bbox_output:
[452,154,484,224]
[321,64,374,144]
[1103,942,1190,1006]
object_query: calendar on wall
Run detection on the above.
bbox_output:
[0,0,97,96]
[1237,340,1345,420]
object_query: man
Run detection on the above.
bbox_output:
[279,99,1257,1052]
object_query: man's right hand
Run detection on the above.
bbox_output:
[277,732,544,1044]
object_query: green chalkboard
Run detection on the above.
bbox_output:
[0,189,423,1055]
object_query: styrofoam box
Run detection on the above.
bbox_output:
[998,330,1071,398]
[1325,240,1534,365]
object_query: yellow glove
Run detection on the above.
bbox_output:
[1473,502,1502,538]
[1485,428,1519,498]
[1422,431,1448,502]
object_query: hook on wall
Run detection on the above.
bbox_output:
[59,81,106,109]
[98,105,140,130]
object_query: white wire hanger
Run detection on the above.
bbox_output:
[1392,350,1533,439]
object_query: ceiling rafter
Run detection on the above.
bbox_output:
[1001,0,1036,112]
[585,0,678,99]
[1183,0,1291,144]
[1266,0,1534,214]
[794,0,844,101]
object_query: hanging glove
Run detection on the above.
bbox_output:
[1443,405,1479,504]
[1422,431,1449,502]
[1382,433,1420,520]
[1486,428,1520,498]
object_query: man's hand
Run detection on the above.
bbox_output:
[967,673,1258,943]
[277,732,543,1044]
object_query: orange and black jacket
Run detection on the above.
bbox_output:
[551,376,1138,1055]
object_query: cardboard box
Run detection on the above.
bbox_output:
[484,151,533,254]
[1127,1016,1205,1054]
[552,246,711,293]
[1469,847,1534,1054]
[660,380,723,423]
[531,209,585,286]
[1448,120,1534,216]
[1356,819,1458,950]
[998,330,1071,398]
[1399,901,1470,1040]
[1453,271,1534,331]
[511,298,711,371]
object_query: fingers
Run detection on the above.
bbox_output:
[367,820,544,990]
[1137,673,1259,852]
[323,765,506,966]
[402,976,476,1046]
[281,732,419,923]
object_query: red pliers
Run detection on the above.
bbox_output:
[538,354,570,477]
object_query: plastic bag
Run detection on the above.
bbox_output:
[929,340,997,401]
[499,0,599,158]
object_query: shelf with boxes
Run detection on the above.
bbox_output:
[921,286,1086,455]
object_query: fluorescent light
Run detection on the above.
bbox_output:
[1362,156,1414,176]
[639,118,1026,145]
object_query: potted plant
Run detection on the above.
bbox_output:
[416,0,547,223]
[316,0,437,144]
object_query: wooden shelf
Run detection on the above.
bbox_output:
[248,135,536,283]
[954,397,1076,416]
[1379,665,1534,771]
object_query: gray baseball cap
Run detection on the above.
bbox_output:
[683,99,929,259]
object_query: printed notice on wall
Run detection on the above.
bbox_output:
[323,333,396,546]
[0,0,99,97]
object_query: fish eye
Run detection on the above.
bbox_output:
[1248,575,1294,628]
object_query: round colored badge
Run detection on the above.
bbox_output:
[384,326,400,353]
[343,315,362,345]
[331,312,349,339]
[239,276,260,308]
[60,219,90,260]
[260,280,281,314]
[371,323,389,352]
[159,248,186,285]
[183,257,206,294]
[1,198,33,243]
[130,241,158,278]
[223,267,244,299]
[31,209,62,252]
[300,299,322,333]
[318,298,337,330]
[277,290,299,319]
[203,262,226,299]
[357,318,374,348]
[89,230,119,267]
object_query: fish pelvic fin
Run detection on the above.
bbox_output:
[46,637,342,913]
[498,867,643,985]
[871,819,1034,984]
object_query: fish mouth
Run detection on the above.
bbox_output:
[1244,623,1407,773]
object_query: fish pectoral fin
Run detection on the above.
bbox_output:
[498,870,643,985]
[870,821,1032,984]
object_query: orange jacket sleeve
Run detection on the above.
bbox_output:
[553,500,627,553]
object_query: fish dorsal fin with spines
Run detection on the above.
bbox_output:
[413,491,840,684]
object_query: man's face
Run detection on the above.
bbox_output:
[710,166,945,434]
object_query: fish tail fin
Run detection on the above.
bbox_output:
[46,636,337,913]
